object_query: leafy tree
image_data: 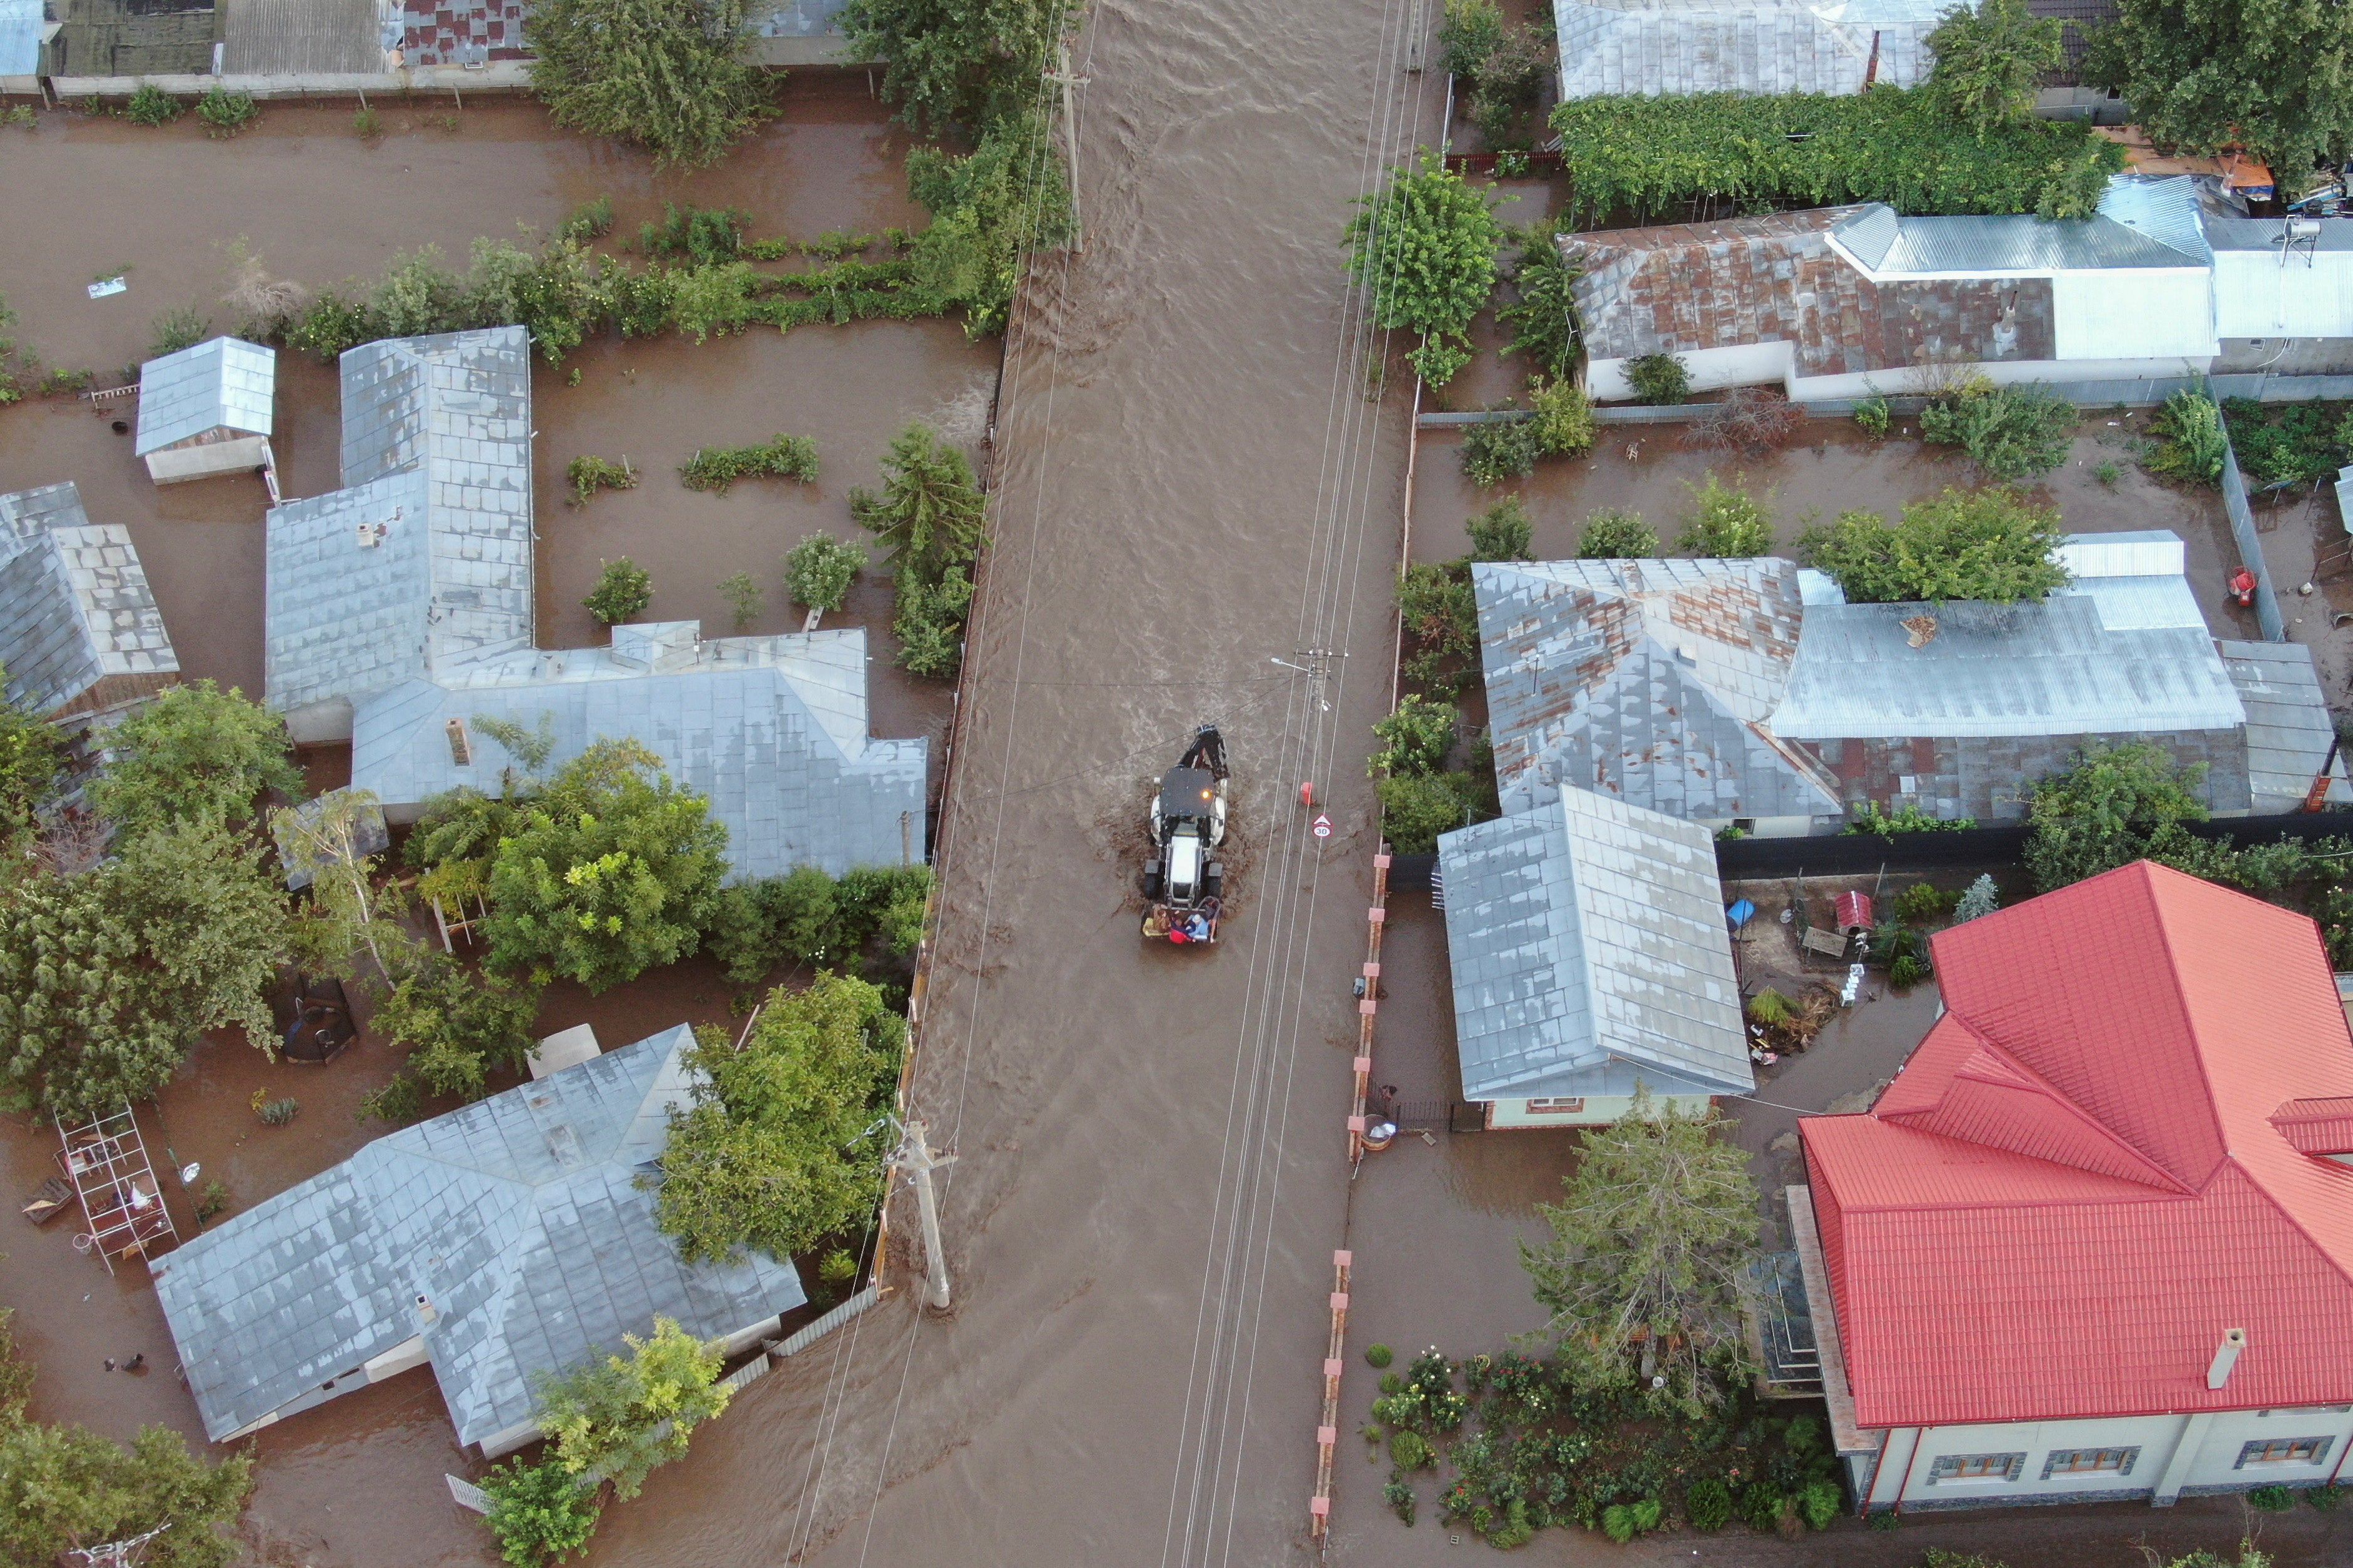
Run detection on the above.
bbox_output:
[1625,352,1689,406]
[1466,495,1533,562]
[717,570,764,632]
[906,112,1074,338]
[1920,382,2077,480]
[0,1420,252,1568]
[0,669,61,843]
[274,789,411,977]
[1396,559,1479,693]
[1676,474,1773,556]
[86,679,301,835]
[784,535,865,614]
[0,1307,30,1424]
[1371,695,1459,777]
[1520,1087,1760,1417]
[2022,741,2209,892]
[1527,377,1597,458]
[481,1458,603,1568]
[1375,769,1489,853]
[0,821,288,1117]
[583,558,653,626]
[891,566,975,679]
[1925,0,2065,135]
[533,1317,731,1500]
[652,972,904,1263]
[483,741,727,992]
[851,423,985,580]
[1955,873,2000,921]
[1795,487,2068,604]
[1578,508,1658,559]
[705,863,930,985]
[841,0,1057,136]
[1346,154,1502,388]
[375,952,544,1101]
[1496,229,1579,381]
[2086,0,2353,177]
[525,0,775,168]
[1438,0,1505,74]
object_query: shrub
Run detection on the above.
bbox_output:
[526,0,774,168]
[1378,1371,1403,1395]
[2219,396,2347,489]
[256,1096,300,1126]
[1376,771,1482,852]
[1373,696,1459,778]
[124,84,180,126]
[817,1248,859,1285]
[1925,0,2063,133]
[1438,0,1504,75]
[1920,382,2076,480]
[1797,487,2066,604]
[1466,495,1532,561]
[1888,954,1930,988]
[149,304,210,360]
[2023,740,2208,893]
[583,558,653,624]
[1528,377,1597,457]
[1740,1481,1787,1531]
[679,433,818,493]
[535,1317,731,1499]
[357,1071,426,1125]
[784,535,865,614]
[1695,387,1803,457]
[1954,873,1999,922]
[1398,559,1479,693]
[1684,1476,1733,1531]
[892,566,975,679]
[1384,1477,1418,1524]
[1498,228,1579,380]
[1677,473,1773,556]
[1625,352,1690,405]
[196,87,257,137]
[1798,1477,1843,1529]
[566,455,636,506]
[1853,395,1892,439]
[559,195,615,245]
[1577,507,1657,558]
[482,1457,602,1567]
[1892,882,1958,922]
[2307,1483,2344,1510]
[718,570,762,631]
[1745,988,1795,1027]
[374,952,542,1101]
[1461,413,1541,487]
[2148,390,2226,484]
[1366,1343,1394,1368]
[1601,1498,1662,1542]
[2247,1484,2297,1511]
[638,202,748,263]
[1844,800,1973,836]
[1389,1429,1433,1470]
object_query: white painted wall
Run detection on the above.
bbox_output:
[1587,342,1795,402]
[2053,272,2218,361]
[146,435,270,485]
[1485,1093,1718,1128]
[1790,355,2217,402]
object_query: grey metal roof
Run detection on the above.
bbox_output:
[1830,176,2212,274]
[220,0,383,74]
[0,482,177,717]
[265,327,534,713]
[152,1027,806,1447]
[2220,639,2351,811]
[349,630,929,880]
[754,0,847,35]
[1437,789,1753,1102]
[134,337,275,456]
[1772,535,2246,739]
[0,0,41,74]
[2204,214,2353,253]
[1475,558,1840,822]
[1553,0,1941,97]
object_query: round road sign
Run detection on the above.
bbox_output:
[1312,814,1333,839]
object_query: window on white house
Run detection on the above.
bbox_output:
[1928,1452,2025,1484]
[2237,1437,2333,1468]
[1524,1098,1586,1115]
[2041,1446,2139,1479]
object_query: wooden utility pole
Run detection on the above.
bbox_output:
[1045,40,1089,254]
[889,1118,957,1309]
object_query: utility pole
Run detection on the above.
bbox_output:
[1045,39,1089,254]
[888,1118,957,1309]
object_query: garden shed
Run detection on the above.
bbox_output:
[136,337,277,486]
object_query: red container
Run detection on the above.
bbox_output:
[1835,891,1875,932]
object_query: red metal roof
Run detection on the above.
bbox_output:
[1800,861,2353,1430]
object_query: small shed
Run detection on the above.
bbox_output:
[136,337,276,486]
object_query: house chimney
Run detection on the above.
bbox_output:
[2207,1327,2247,1389]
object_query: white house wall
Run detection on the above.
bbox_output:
[1485,1092,1718,1128]
[2213,250,2353,340]
[2053,272,2218,362]
[1864,1406,2353,1512]
[1587,342,1794,402]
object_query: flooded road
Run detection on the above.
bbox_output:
[578,1,1444,1562]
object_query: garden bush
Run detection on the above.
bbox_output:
[679,433,817,493]
[718,570,762,631]
[1397,560,1478,693]
[526,0,774,168]
[1919,382,2076,479]
[1796,487,2066,604]
[854,423,985,679]
[1460,413,1541,487]
[1601,1498,1662,1542]
[149,305,209,360]
[784,534,865,613]
[1528,377,1597,457]
[2247,1484,2297,1511]
[1739,1481,1787,1531]
[1389,1429,1433,1470]
[1371,694,1458,778]
[2307,1483,2344,1509]
[1466,495,1532,561]
[583,558,653,624]
[566,455,636,506]
[2148,390,2227,485]
[2220,397,2349,489]
[1797,1477,1843,1529]
[1845,800,1973,836]
[638,202,748,263]
[1677,473,1772,556]
[1366,1343,1395,1368]
[1892,882,1959,922]
[1888,954,1930,989]
[196,87,257,137]
[1577,508,1657,559]
[1684,1476,1733,1530]
[1497,229,1579,380]
[124,84,180,126]
[1624,352,1689,405]
[1852,395,1892,439]
[481,1457,602,1567]
[1955,874,2000,921]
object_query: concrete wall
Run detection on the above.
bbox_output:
[1863,1407,2353,1512]
[49,62,531,98]
[1485,1092,1717,1128]
[147,434,268,485]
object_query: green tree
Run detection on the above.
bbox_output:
[704,864,929,985]
[583,558,653,626]
[0,821,288,1117]
[1374,769,1489,853]
[0,670,61,843]
[2086,0,2353,177]
[483,741,727,992]
[1371,695,1459,777]
[784,534,865,614]
[1520,1087,1760,1417]
[841,0,1057,136]
[851,423,985,581]
[481,1458,603,1568]
[533,1317,731,1500]
[1396,560,1479,693]
[718,570,764,632]
[1528,377,1598,458]
[1625,352,1690,406]
[1925,0,2066,135]
[653,972,904,1263]
[525,0,775,168]
[1920,382,2077,480]
[374,952,544,1101]
[86,680,301,835]
[905,112,1074,338]
[274,789,412,977]
[2150,389,2228,484]
[1795,487,2068,604]
[1677,474,1773,556]
[2022,741,2209,892]
[1466,494,1533,561]
[1496,228,1579,382]
[0,1421,252,1568]
[1346,154,1502,388]
[1578,508,1658,559]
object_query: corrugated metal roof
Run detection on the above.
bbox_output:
[1830,176,2212,274]
[2204,214,2353,253]
[0,482,177,717]
[220,0,380,79]
[1438,790,1753,1102]
[153,1027,806,1447]
[754,0,847,36]
[1553,0,1940,97]
[2221,639,2351,811]
[134,337,275,456]
[1476,558,1840,822]
[0,0,41,74]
